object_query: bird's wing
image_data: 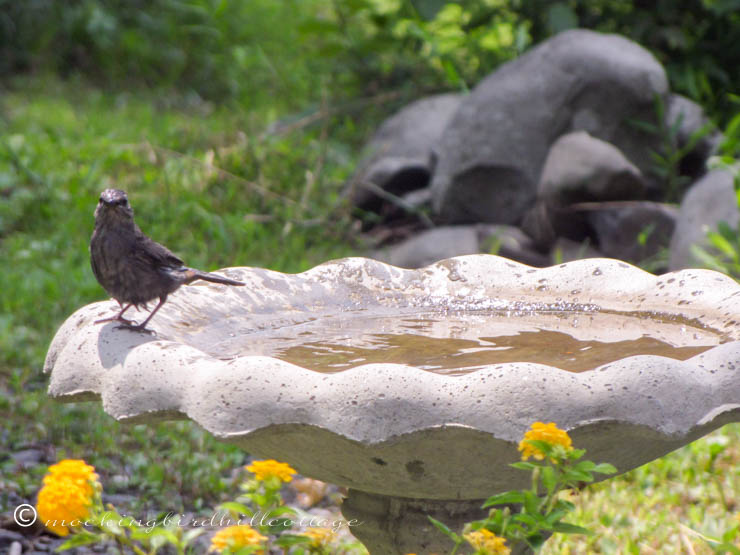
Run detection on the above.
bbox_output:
[90,241,104,284]
[134,227,185,269]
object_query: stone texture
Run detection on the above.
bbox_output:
[372,224,548,269]
[430,29,668,224]
[373,225,480,269]
[347,93,462,213]
[539,131,646,204]
[669,169,740,270]
[522,131,647,249]
[586,201,678,267]
[45,256,740,502]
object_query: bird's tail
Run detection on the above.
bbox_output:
[183,268,245,286]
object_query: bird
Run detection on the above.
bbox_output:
[90,188,244,332]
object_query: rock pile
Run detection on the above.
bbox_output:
[346,29,735,271]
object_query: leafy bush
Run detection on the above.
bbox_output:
[0,0,326,109]
[3,1,738,122]
[299,0,740,122]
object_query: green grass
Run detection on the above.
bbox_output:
[542,424,740,553]
[0,77,362,514]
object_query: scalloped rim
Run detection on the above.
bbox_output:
[44,255,740,497]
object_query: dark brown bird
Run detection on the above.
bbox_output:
[90,188,244,332]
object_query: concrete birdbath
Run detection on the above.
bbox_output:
[45,255,740,553]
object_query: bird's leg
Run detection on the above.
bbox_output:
[116,295,167,333]
[95,302,135,325]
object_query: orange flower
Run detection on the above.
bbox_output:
[464,528,510,554]
[518,422,572,461]
[245,459,297,483]
[36,459,99,536]
[209,525,267,553]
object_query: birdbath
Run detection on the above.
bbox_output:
[45,255,740,554]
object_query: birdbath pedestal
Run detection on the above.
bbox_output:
[44,256,740,554]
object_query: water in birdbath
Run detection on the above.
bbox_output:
[205,308,727,375]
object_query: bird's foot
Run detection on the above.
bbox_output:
[114,322,155,335]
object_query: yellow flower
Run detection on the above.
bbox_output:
[209,525,267,553]
[45,459,99,494]
[246,459,297,483]
[518,422,573,461]
[301,527,336,547]
[464,529,510,554]
[36,459,100,537]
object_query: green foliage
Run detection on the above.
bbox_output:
[0,79,358,516]
[693,219,740,278]
[541,423,740,552]
[2,1,739,121]
[312,0,530,92]
[0,0,327,109]
[631,94,716,202]
[432,431,616,553]
[692,110,740,279]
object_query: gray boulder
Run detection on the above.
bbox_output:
[522,131,646,248]
[669,169,740,270]
[430,29,668,225]
[372,225,548,269]
[586,202,678,268]
[539,131,646,204]
[347,93,462,213]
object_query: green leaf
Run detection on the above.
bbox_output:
[525,532,547,549]
[552,499,575,512]
[630,118,659,134]
[723,525,740,542]
[219,501,253,517]
[592,462,617,475]
[510,461,541,471]
[543,509,568,527]
[265,505,297,518]
[575,460,596,471]
[569,448,586,460]
[441,59,464,89]
[522,490,541,515]
[513,512,539,528]
[482,491,526,507]
[542,465,557,493]
[707,232,737,258]
[132,527,178,544]
[717,220,739,242]
[563,469,594,483]
[428,515,461,542]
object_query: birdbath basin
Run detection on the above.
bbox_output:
[45,255,740,554]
